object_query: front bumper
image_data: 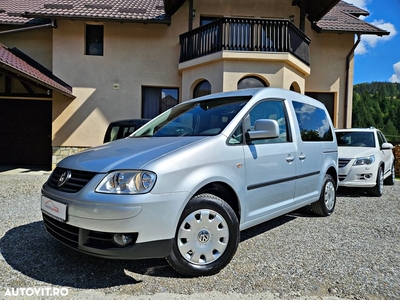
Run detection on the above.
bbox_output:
[338,165,377,187]
[41,174,190,259]
[42,212,173,259]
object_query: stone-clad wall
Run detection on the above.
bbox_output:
[52,146,89,169]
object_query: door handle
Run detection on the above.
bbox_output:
[299,153,306,161]
[286,154,295,163]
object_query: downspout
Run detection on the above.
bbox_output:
[344,33,361,128]
[0,19,57,35]
[188,0,193,31]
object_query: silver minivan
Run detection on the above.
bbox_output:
[41,88,338,277]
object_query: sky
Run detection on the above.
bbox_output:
[344,0,400,84]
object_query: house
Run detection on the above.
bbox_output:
[0,0,388,169]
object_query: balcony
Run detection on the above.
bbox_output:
[179,17,311,66]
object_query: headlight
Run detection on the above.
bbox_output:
[96,171,156,194]
[353,155,375,166]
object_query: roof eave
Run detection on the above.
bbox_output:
[1,64,75,98]
[312,23,390,36]
[164,0,186,15]
[22,14,171,25]
[313,0,341,21]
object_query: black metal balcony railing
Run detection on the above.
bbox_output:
[179,17,311,66]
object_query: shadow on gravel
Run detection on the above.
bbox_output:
[0,221,176,288]
[337,187,371,197]
[1,211,312,286]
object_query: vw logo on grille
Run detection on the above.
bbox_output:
[58,170,71,187]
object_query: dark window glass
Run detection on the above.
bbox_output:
[142,87,179,119]
[193,80,211,98]
[245,100,289,144]
[293,101,333,142]
[238,76,267,90]
[86,25,104,56]
[336,132,375,147]
[134,96,250,137]
[377,130,386,146]
[305,92,334,125]
[200,16,220,26]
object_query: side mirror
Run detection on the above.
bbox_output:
[381,142,393,150]
[246,119,279,141]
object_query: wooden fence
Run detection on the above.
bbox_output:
[394,145,400,177]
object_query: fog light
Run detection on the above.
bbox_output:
[113,233,133,247]
[364,173,372,179]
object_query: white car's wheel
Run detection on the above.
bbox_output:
[369,166,384,197]
[384,162,395,186]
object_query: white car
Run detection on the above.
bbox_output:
[335,128,396,196]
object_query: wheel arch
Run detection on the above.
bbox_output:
[326,166,338,188]
[193,181,241,223]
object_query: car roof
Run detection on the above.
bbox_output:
[108,119,151,126]
[184,87,326,109]
[335,127,379,132]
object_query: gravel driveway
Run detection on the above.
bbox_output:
[0,172,398,300]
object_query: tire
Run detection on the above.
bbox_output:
[369,166,384,197]
[384,162,395,186]
[311,174,336,217]
[166,193,239,277]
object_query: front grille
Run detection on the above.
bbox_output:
[339,158,351,168]
[47,167,97,193]
[42,213,138,249]
[43,213,79,248]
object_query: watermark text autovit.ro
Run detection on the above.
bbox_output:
[4,287,68,297]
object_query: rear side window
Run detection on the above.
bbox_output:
[293,101,333,142]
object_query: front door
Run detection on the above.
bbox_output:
[243,100,296,224]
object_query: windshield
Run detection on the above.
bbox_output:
[132,96,250,137]
[336,131,375,147]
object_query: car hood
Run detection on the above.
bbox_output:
[338,146,377,159]
[57,136,208,172]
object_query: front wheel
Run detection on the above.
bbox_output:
[311,174,336,216]
[369,166,384,197]
[384,162,395,186]
[166,193,239,277]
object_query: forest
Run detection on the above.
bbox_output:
[352,82,400,143]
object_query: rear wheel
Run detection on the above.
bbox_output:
[384,162,395,186]
[166,193,239,277]
[311,174,336,216]
[369,166,384,197]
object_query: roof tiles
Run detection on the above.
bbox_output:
[24,0,167,22]
[0,0,48,24]
[315,1,389,35]
[0,0,167,24]
[0,44,73,97]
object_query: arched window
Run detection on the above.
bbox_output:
[193,80,211,98]
[290,82,301,93]
[237,76,267,89]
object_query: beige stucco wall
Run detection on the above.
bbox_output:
[0,27,53,70]
[49,0,355,148]
[179,51,310,100]
[51,15,187,147]
[51,0,302,148]
[305,23,355,128]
